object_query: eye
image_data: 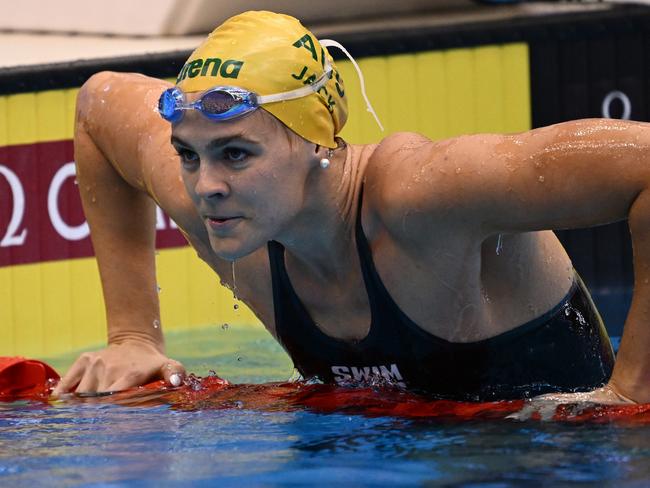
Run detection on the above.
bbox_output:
[175,148,199,168]
[223,147,250,163]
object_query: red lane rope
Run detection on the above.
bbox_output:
[3,357,650,423]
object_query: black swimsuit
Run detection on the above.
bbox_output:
[268,201,615,401]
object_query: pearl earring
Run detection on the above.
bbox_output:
[320,149,334,169]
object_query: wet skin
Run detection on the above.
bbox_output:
[53,71,650,403]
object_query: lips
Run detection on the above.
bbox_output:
[208,216,235,223]
[204,215,243,232]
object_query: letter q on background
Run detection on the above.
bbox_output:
[48,162,89,241]
[0,164,28,247]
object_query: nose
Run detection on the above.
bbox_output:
[194,163,231,200]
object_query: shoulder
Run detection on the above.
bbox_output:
[363,131,433,200]
[362,132,465,240]
[77,71,172,153]
[76,72,174,192]
[78,71,170,121]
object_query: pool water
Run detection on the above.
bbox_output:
[1,326,650,486]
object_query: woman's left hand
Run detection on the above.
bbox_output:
[532,384,637,405]
[505,384,637,421]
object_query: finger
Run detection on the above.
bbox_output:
[161,360,186,387]
[51,356,90,396]
[600,384,637,404]
[108,372,147,392]
[97,364,131,392]
[75,359,105,394]
[75,373,99,394]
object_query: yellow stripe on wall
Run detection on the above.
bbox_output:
[502,44,530,134]
[0,267,14,355]
[387,54,420,134]
[36,90,68,141]
[0,247,260,358]
[157,247,257,333]
[0,96,7,147]
[0,88,78,146]
[338,42,531,143]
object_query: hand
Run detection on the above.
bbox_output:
[532,384,637,405]
[51,341,186,397]
[506,384,637,421]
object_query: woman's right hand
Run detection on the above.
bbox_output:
[51,341,186,397]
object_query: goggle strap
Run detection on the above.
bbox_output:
[257,61,333,105]
[319,39,384,132]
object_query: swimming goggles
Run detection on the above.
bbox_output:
[158,60,333,124]
[158,39,384,131]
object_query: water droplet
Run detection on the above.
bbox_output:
[237,356,242,361]
[231,261,239,299]
[538,176,545,183]
[455,167,462,174]
[73,179,78,185]
[183,373,202,391]
[156,285,162,293]
[222,323,229,331]
[495,234,503,255]
[233,304,239,310]
[153,319,160,329]
[91,196,96,203]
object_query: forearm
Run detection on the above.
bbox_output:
[93,198,164,351]
[75,116,165,352]
[609,188,650,401]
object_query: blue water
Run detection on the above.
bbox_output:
[2,401,650,486]
[1,327,649,486]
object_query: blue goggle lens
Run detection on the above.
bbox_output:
[158,87,258,123]
[199,90,256,120]
[158,88,183,123]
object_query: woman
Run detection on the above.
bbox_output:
[54,11,650,403]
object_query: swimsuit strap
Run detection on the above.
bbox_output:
[353,185,397,328]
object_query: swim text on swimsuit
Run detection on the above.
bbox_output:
[331,363,407,388]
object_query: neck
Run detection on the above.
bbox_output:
[276,142,371,281]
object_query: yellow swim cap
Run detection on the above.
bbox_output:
[176,11,347,149]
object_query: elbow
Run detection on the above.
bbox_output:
[75,71,117,129]
[628,188,650,238]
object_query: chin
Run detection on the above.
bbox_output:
[208,235,264,261]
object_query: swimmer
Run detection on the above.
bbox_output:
[54,11,650,403]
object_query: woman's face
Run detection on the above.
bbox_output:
[171,108,316,260]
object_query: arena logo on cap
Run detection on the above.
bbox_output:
[176,58,244,83]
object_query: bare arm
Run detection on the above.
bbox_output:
[54,72,186,394]
[374,120,650,402]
